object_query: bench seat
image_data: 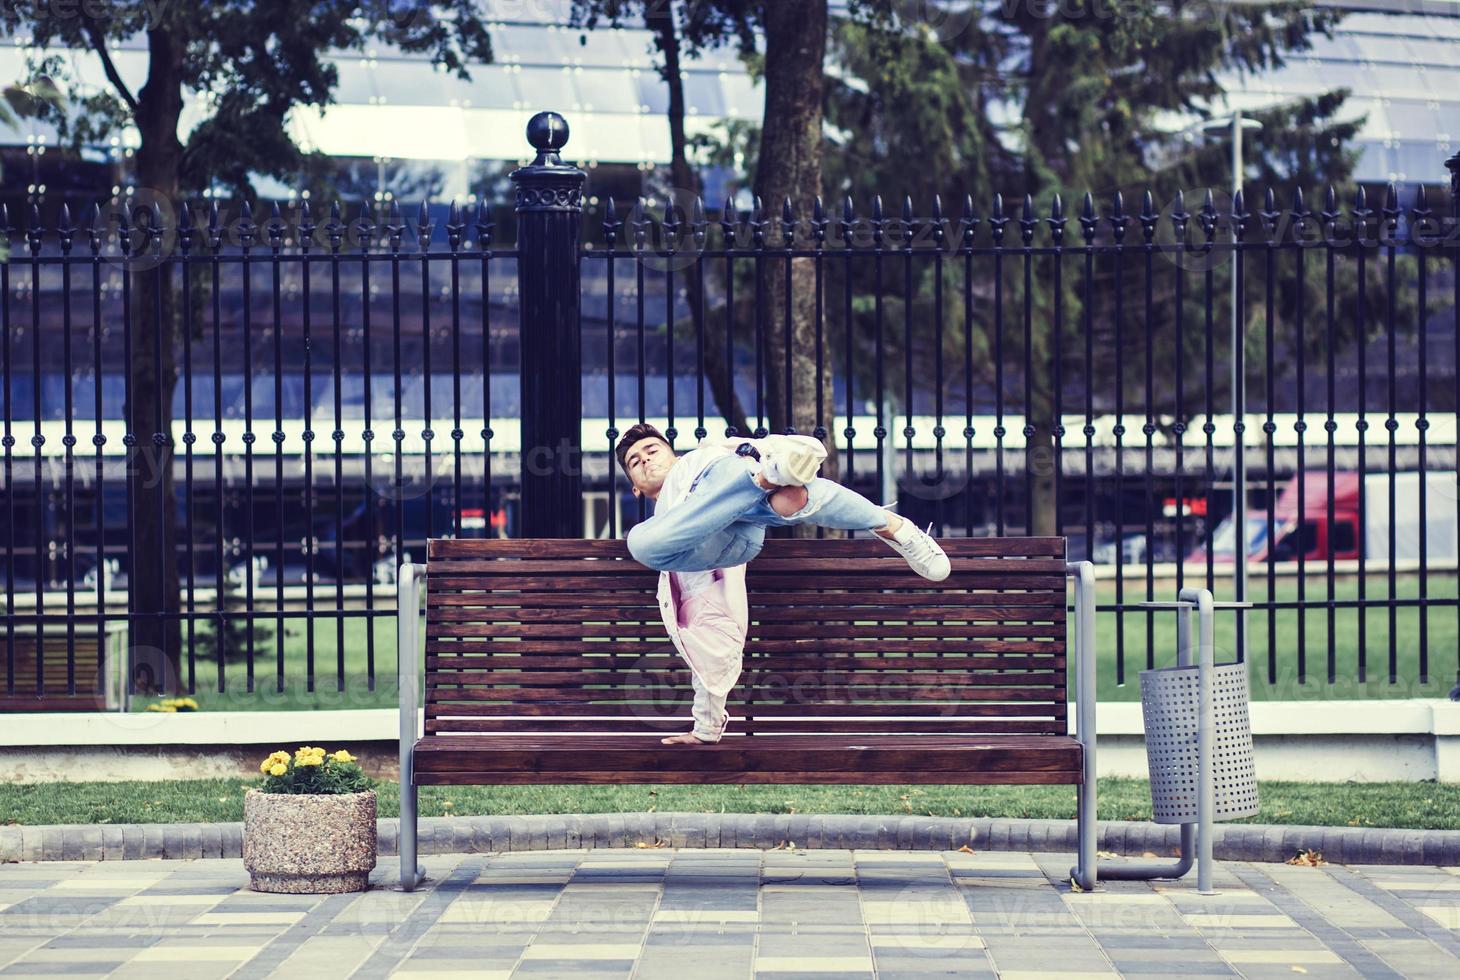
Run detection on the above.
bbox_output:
[412,733,1084,784]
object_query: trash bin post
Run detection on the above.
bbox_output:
[1180,586,1217,895]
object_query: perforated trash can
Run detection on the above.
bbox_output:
[1138,661,1260,825]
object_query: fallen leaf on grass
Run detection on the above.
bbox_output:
[1097,850,1118,859]
[957,844,975,854]
[1286,849,1327,867]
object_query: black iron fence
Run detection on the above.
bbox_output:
[2,111,1458,709]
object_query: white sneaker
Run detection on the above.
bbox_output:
[877,515,952,581]
[744,434,827,487]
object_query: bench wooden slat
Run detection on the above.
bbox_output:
[426,633,1062,654]
[423,700,1065,718]
[425,654,1066,671]
[423,718,1063,735]
[414,770,1080,785]
[411,733,1082,781]
[425,614,1061,640]
[426,591,1065,609]
[424,557,1070,574]
[427,668,1062,686]
[428,537,1067,558]
[426,572,1067,591]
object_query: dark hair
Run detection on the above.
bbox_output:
[614,422,672,476]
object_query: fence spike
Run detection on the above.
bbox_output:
[1018,193,1035,245]
[267,201,285,249]
[295,199,313,253]
[663,196,682,252]
[1109,190,1126,241]
[24,203,42,256]
[56,201,74,254]
[601,194,620,246]
[1046,193,1066,244]
[417,199,434,250]
[1197,188,1217,240]
[871,195,884,248]
[1381,181,1400,228]
[837,195,854,248]
[1138,190,1156,242]
[1292,186,1307,218]
[1078,191,1096,241]
[444,200,463,252]
[84,202,102,253]
[989,192,1008,244]
[719,193,737,248]
[1259,187,1281,241]
[961,193,978,246]
[1411,184,1430,219]
[812,195,827,246]
[631,196,649,250]
[750,196,766,248]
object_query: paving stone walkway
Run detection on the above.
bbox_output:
[1,848,1459,979]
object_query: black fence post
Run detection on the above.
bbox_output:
[511,111,586,537]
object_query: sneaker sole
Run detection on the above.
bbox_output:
[779,447,824,484]
[762,436,827,486]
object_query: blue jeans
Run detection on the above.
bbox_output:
[626,452,891,571]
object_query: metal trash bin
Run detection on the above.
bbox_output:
[1139,659,1259,824]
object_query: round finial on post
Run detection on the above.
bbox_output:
[526,111,570,167]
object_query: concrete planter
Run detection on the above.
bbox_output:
[242,788,377,893]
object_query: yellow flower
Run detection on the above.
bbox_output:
[330,750,355,764]
[145,704,162,712]
[297,755,322,767]
[268,763,287,777]
[269,751,289,763]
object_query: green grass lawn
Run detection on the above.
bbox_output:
[4,778,1458,831]
[128,570,1459,712]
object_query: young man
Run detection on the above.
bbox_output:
[615,422,950,745]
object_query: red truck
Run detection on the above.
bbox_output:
[1190,470,1458,564]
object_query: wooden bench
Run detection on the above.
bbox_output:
[397,537,1098,890]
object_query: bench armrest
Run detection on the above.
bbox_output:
[398,562,428,750]
[1067,559,1098,891]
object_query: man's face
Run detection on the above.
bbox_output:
[623,436,675,499]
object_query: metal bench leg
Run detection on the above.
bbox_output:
[1068,561,1097,891]
[399,562,426,891]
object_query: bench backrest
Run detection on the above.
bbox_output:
[421,536,1068,738]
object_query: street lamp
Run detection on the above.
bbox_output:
[1203,113,1263,663]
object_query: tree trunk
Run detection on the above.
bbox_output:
[125,25,186,694]
[649,4,753,440]
[754,0,836,510]
[1026,382,1058,537]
